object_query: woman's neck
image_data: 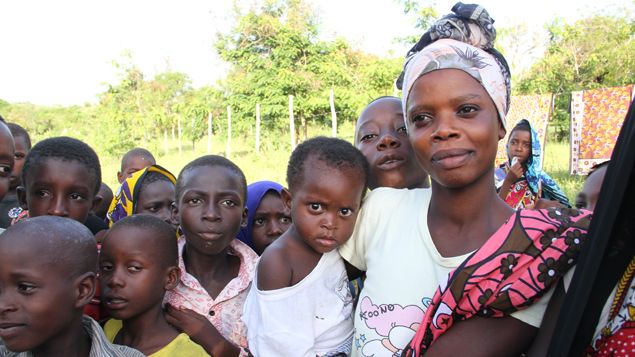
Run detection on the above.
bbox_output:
[428,169,514,256]
[119,304,177,354]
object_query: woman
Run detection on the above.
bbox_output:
[339,3,591,356]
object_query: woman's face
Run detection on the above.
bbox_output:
[405,69,505,189]
[507,129,531,164]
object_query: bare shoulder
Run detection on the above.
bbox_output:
[256,236,293,291]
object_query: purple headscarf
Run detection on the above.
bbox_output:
[237,180,285,249]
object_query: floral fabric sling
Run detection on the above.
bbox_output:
[407,207,592,356]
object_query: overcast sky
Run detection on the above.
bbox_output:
[0,0,631,106]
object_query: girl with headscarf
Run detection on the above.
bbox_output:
[339,3,592,356]
[495,119,571,209]
[106,164,177,227]
[237,181,291,255]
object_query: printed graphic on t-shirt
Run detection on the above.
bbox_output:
[354,295,430,357]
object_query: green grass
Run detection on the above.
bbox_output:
[99,121,584,205]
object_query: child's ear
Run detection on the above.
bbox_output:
[73,272,96,309]
[91,195,103,213]
[16,185,27,209]
[281,188,292,210]
[165,266,180,291]
[241,207,248,228]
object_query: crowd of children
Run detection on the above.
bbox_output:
[0,2,630,357]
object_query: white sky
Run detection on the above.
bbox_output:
[0,0,631,106]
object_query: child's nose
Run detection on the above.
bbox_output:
[377,133,400,150]
[0,293,18,315]
[202,202,221,221]
[266,221,283,237]
[49,196,68,217]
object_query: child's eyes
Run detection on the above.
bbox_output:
[69,193,84,201]
[220,200,237,207]
[308,203,323,212]
[100,263,113,272]
[128,265,142,272]
[253,217,265,226]
[187,198,202,205]
[280,216,291,224]
[17,283,36,294]
[397,126,407,135]
[339,208,353,217]
[360,133,377,142]
[0,165,11,176]
[411,113,432,126]
[36,190,50,198]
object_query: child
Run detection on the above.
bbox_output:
[237,180,291,255]
[0,120,14,217]
[107,165,177,227]
[95,183,114,220]
[575,160,609,211]
[16,136,105,321]
[495,119,570,209]
[0,215,144,356]
[341,4,591,356]
[100,215,208,356]
[118,148,156,184]
[164,155,258,357]
[0,123,29,228]
[17,136,102,224]
[243,136,369,356]
[356,96,429,190]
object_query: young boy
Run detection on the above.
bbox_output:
[0,119,14,218]
[164,155,258,357]
[0,123,29,228]
[17,136,102,224]
[100,215,208,356]
[0,215,144,356]
[356,96,429,190]
[243,136,370,356]
[118,148,156,184]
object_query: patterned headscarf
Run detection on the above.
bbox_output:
[106,164,176,227]
[509,119,571,207]
[397,2,511,130]
[237,180,285,250]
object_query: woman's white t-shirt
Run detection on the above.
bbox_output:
[339,187,551,357]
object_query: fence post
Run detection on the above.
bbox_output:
[289,95,295,150]
[163,130,169,156]
[226,106,232,158]
[256,103,261,154]
[177,114,182,155]
[207,112,212,154]
[330,88,337,137]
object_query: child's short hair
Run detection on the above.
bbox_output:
[7,122,32,149]
[121,148,156,170]
[22,136,102,194]
[286,136,370,192]
[2,215,97,277]
[176,155,247,201]
[107,215,178,267]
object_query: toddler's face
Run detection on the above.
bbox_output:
[288,159,364,254]
[136,180,177,226]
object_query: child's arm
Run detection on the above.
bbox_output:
[165,304,242,357]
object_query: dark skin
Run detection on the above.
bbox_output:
[117,155,155,184]
[356,97,429,190]
[0,123,15,201]
[0,232,95,357]
[100,226,181,355]
[165,165,248,357]
[258,159,365,291]
[135,180,177,226]
[250,191,291,255]
[8,134,29,192]
[402,69,537,356]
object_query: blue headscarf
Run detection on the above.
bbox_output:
[508,119,571,207]
[237,181,285,249]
